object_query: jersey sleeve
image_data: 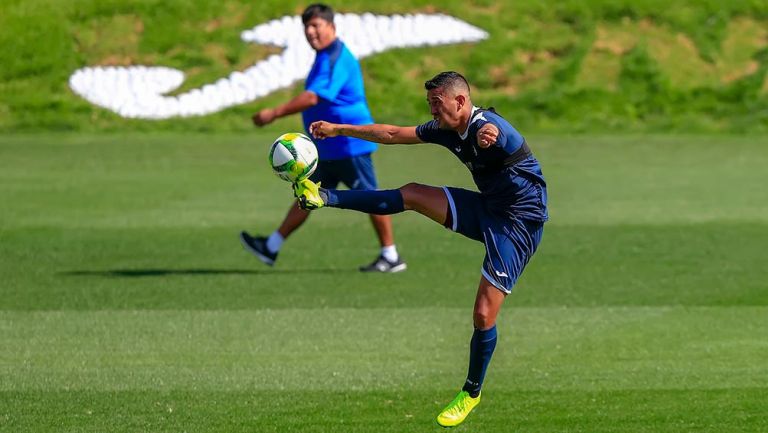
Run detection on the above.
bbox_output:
[305,54,352,102]
[473,109,501,133]
[415,120,447,145]
[473,114,506,149]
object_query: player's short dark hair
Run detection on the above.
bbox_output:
[424,71,470,94]
[302,4,334,25]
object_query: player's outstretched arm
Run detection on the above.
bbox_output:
[252,91,319,127]
[310,121,422,144]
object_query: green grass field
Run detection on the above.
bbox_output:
[1,133,767,432]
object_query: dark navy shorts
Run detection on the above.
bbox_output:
[443,186,544,294]
[309,153,378,191]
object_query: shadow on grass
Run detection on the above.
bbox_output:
[61,268,351,277]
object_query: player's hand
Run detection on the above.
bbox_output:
[252,108,277,127]
[477,124,499,148]
[309,121,339,140]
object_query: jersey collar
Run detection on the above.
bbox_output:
[459,106,480,140]
[320,38,342,53]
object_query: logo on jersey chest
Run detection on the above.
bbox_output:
[455,139,481,172]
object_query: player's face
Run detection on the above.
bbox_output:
[304,17,336,51]
[427,87,462,130]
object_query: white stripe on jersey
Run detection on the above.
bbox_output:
[459,106,487,140]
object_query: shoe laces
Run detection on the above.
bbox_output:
[446,392,469,416]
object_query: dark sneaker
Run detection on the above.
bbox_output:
[359,255,407,273]
[239,231,277,266]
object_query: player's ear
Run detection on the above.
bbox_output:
[455,94,466,111]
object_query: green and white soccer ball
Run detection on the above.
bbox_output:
[268,132,319,182]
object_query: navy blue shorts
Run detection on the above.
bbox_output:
[443,186,544,294]
[309,153,378,190]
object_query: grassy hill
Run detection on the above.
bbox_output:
[1,0,767,133]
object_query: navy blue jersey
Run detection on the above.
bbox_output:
[416,107,548,222]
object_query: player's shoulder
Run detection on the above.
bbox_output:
[316,39,347,60]
[467,108,494,133]
[418,118,439,129]
[335,40,356,59]
[415,119,437,137]
[416,119,456,144]
[475,108,517,133]
[474,107,506,123]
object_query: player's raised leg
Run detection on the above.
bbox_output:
[294,178,449,226]
[398,183,449,225]
[437,275,505,427]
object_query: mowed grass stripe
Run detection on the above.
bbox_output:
[1,222,766,310]
[1,134,767,229]
[3,388,766,433]
[3,307,767,392]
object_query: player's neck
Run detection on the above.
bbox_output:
[457,106,478,138]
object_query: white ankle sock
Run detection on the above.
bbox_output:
[381,245,399,262]
[266,232,285,253]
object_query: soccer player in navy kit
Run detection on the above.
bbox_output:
[241,4,406,272]
[298,71,548,427]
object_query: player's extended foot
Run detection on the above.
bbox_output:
[239,231,278,266]
[293,179,324,210]
[436,390,481,428]
[359,255,407,273]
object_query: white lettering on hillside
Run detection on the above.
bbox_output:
[68,13,488,119]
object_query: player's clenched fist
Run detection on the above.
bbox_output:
[476,123,499,148]
[252,108,277,127]
[309,121,339,139]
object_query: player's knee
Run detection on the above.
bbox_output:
[473,309,496,329]
[398,182,424,208]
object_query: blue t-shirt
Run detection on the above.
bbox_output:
[303,39,377,160]
[415,107,548,222]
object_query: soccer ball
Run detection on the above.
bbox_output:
[268,132,319,182]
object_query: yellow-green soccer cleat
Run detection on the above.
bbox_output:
[293,178,324,210]
[436,390,481,427]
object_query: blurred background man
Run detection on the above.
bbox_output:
[241,3,406,273]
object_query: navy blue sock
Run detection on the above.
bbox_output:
[462,325,497,397]
[320,188,405,215]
